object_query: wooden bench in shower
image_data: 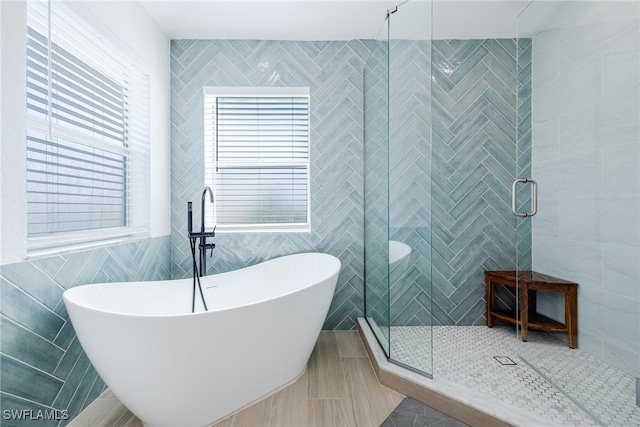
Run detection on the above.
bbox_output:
[485,270,578,349]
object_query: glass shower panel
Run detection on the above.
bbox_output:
[517,1,640,424]
[387,0,433,377]
[364,16,390,357]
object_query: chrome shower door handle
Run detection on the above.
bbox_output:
[511,178,538,217]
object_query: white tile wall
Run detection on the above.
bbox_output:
[603,244,640,301]
[603,144,640,196]
[532,236,603,290]
[529,0,640,378]
[531,198,559,238]
[531,120,559,164]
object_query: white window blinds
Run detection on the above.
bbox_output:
[26,1,150,245]
[204,88,311,232]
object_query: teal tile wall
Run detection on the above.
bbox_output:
[363,39,434,329]
[170,38,531,329]
[363,38,390,334]
[517,38,533,272]
[430,39,531,325]
[170,40,370,330]
[388,40,432,327]
[365,39,532,327]
[0,236,170,426]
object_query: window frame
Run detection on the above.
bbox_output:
[25,1,150,256]
[203,86,311,234]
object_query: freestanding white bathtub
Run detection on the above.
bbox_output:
[63,253,341,427]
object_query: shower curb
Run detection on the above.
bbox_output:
[357,318,549,427]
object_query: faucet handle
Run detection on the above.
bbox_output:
[199,242,215,257]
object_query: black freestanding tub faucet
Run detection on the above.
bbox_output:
[186,187,216,312]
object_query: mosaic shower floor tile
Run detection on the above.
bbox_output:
[371,324,640,426]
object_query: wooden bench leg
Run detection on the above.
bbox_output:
[519,284,528,342]
[486,276,493,328]
[566,287,578,349]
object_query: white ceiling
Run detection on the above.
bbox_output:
[138,0,533,41]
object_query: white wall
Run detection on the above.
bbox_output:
[0,1,28,264]
[0,1,171,264]
[530,0,640,376]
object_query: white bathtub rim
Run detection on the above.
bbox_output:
[63,252,341,319]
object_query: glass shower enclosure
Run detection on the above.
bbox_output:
[363,0,434,377]
[364,0,640,424]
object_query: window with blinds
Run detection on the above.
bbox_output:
[204,87,311,232]
[26,1,150,249]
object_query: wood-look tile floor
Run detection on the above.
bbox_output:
[68,331,404,427]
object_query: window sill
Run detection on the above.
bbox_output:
[26,227,150,260]
[215,225,311,234]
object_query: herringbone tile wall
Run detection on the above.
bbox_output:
[0,236,171,426]
[366,39,532,328]
[364,39,390,337]
[388,40,432,328]
[430,39,531,325]
[170,40,371,330]
[364,39,434,329]
[170,38,532,330]
[517,38,533,272]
